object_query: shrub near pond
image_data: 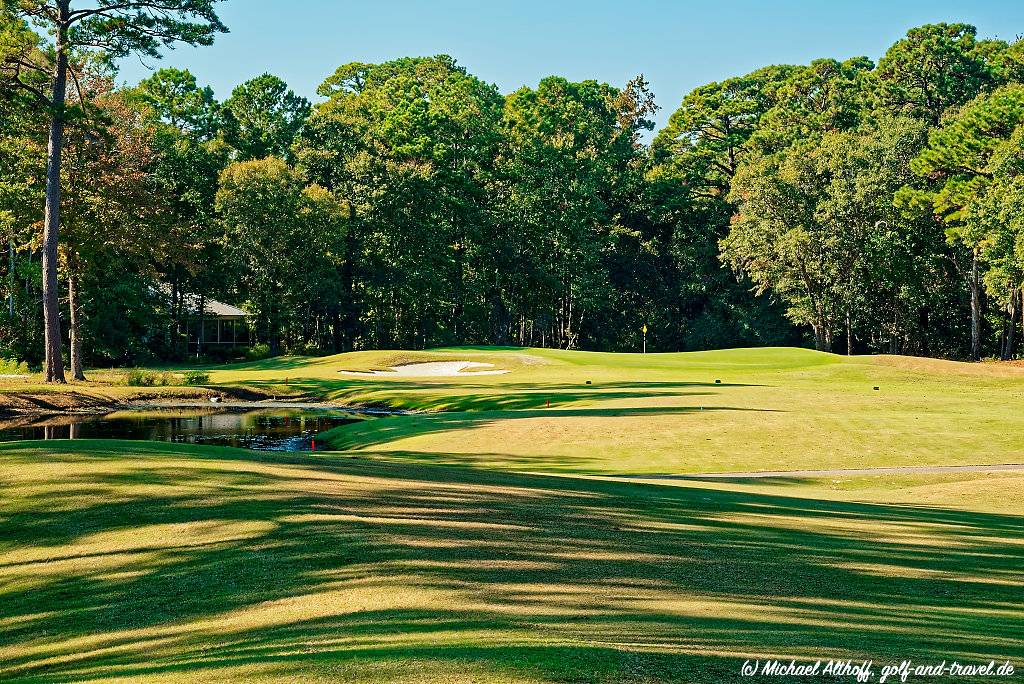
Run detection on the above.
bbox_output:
[124,369,179,387]
[245,343,271,361]
[183,371,211,386]
[122,369,211,387]
[0,358,29,375]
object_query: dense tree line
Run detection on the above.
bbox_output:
[2,13,1023,374]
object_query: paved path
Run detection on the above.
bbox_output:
[613,463,1024,480]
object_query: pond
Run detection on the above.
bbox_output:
[0,407,370,452]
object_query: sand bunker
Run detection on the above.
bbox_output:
[340,361,510,377]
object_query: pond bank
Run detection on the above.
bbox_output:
[0,384,415,422]
[0,385,306,418]
[135,399,411,415]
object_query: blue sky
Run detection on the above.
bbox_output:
[118,0,1024,133]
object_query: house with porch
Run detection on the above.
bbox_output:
[182,295,251,354]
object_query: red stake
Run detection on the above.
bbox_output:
[311,439,316,452]
[546,399,550,408]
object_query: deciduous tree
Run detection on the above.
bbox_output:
[901,85,1024,359]
[0,0,226,382]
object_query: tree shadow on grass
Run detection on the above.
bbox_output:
[0,443,1021,682]
[215,356,345,372]
[235,377,763,412]
[323,405,779,452]
[327,381,763,390]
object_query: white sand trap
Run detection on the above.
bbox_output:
[340,361,510,377]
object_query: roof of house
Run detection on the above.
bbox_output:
[178,292,249,319]
[156,283,249,318]
[203,299,249,318]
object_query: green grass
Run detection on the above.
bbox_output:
[196,347,1024,475]
[2,347,1022,682]
[1,441,1021,683]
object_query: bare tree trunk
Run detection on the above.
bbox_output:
[846,311,853,356]
[889,306,898,354]
[970,252,982,361]
[1003,287,1021,361]
[452,242,464,343]
[7,241,14,319]
[268,298,281,356]
[919,306,931,357]
[42,13,70,384]
[812,323,832,352]
[197,293,206,359]
[487,288,507,346]
[170,269,180,355]
[1015,288,1023,359]
[564,294,575,350]
[331,309,343,352]
[341,212,358,351]
[68,263,86,381]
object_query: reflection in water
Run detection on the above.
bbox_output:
[0,408,365,452]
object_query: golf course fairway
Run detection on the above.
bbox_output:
[1,347,1022,682]
[210,346,1024,475]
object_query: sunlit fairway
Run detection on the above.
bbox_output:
[1,441,1022,683]
[204,347,1024,475]
[2,347,1023,682]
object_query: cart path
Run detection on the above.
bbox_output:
[610,463,1024,480]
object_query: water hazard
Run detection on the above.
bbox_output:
[0,407,369,452]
